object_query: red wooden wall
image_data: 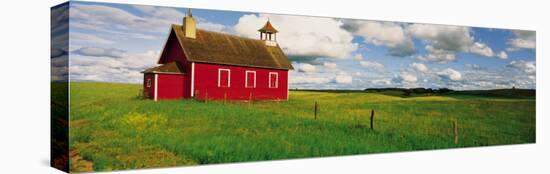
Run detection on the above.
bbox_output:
[157,74,187,100]
[143,73,155,99]
[193,63,288,101]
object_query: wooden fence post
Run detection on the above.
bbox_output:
[453,119,459,144]
[370,109,374,130]
[314,101,318,120]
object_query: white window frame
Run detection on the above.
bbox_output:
[245,71,256,88]
[269,72,279,88]
[218,68,231,87]
[146,78,152,87]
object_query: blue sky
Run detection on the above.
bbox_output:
[52,1,536,90]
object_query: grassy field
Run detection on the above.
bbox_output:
[68,82,536,172]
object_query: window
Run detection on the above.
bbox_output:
[146,78,152,87]
[218,68,230,87]
[269,72,278,88]
[245,71,256,88]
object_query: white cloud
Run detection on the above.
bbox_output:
[407,24,473,52]
[343,21,415,57]
[197,21,229,33]
[469,42,494,57]
[359,61,385,70]
[507,30,536,51]
[323,62,337,69]
[457,67,535,90]
[437,68,462,81]
[497,51,508,59]
[372,79,392,85]
[334,75,353,84]
[407,24,497,61]
[289,75,331,84]
[297,63,317,73]
[132,5,184,22]
[72,47,127,58]
[507,60,536,75]
[70,32,115,45]
[410,63,428,72]
[417,45,457,63]
[394,72,418,83]
[234,14,357,59]
[70,50,160,84]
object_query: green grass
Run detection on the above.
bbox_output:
[67,82,536,172]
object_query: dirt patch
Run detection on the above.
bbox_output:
[70,149,94,172]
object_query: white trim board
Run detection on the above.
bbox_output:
[218,68,231,87]
[269,72,278,88]
[191,62,195,97]
[154,74,158,101]
[245,70,256,88]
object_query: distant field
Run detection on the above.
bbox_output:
[67,82,536,172]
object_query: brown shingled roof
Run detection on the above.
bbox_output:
[142,61,185,74]
[171,24,293,70]
[258,21,278,33]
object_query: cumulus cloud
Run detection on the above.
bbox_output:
[334,75,353,84]
[407,24,497,62]
[417,45,457,63]
[297,63,317,73]
[437,68,462,81]
[360,61,385,70]
[497,51,508,59]
[234,14,357,59]
[507,60,536,76]
[72,47,127,58]
[507,30,536,51]
[407,24,473,52]
[393,72,418,83]
[469,42,494,57]
[343,20,415,57]
[410,62,428,72]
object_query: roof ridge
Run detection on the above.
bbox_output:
[172,24,263,43]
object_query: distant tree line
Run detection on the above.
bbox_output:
[364,88,454,96]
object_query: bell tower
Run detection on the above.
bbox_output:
[258,19,278,46]
[182,8,196,39]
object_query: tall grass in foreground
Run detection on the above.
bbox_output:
[68,82,535,172]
